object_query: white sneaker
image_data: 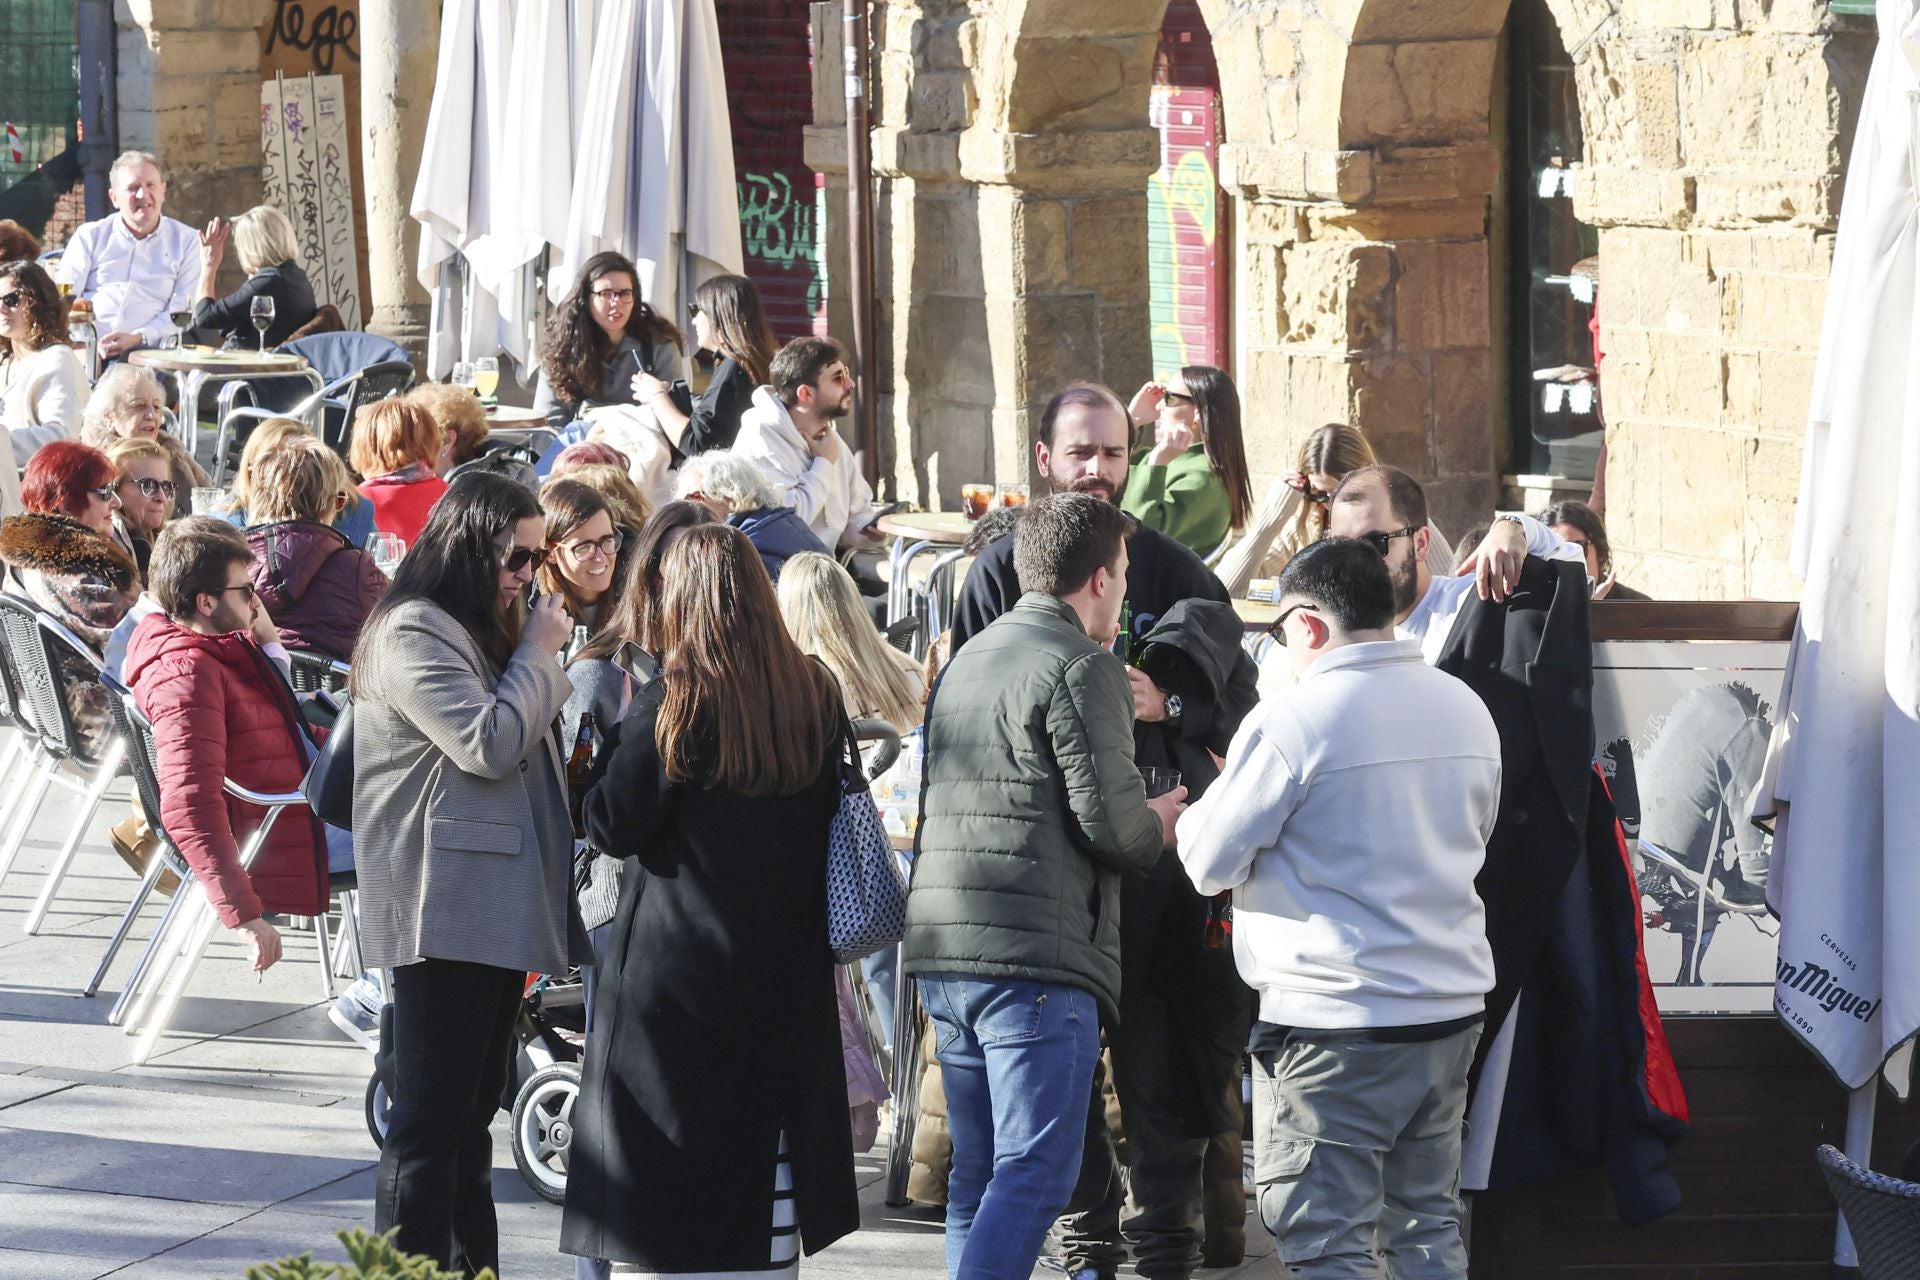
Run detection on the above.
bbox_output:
[327,975,383,1052]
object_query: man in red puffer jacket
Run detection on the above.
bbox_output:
[123,517,328,974]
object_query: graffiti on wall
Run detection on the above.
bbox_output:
[263,0,360,75]
[1147,87,1223,379]
[261,73,363,329]
[739,170,827,322]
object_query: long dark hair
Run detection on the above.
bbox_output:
[544,251,683,405]
[653,524,839,797]
[354,472,543,684]
[537,477,619,617]
[1182,364,1252,530]
[574,499,714,666]
[693,273,778,386]
[0,260,66,358]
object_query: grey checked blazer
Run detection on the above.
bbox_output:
[351,598,586,976]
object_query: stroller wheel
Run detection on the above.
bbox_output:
[365,1072,393,1149]
[512,1061,581,1204]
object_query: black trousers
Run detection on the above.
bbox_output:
[376,958,524,1277]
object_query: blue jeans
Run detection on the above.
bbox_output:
[920,974,1101,1280]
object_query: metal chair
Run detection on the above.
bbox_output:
[0,598,129,935]
[1819,1144,1920,1279]
[0,603,46,841]
[286,650,350,695]
[212,358,415,484]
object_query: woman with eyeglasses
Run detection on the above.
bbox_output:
[243,432,387,659]
[103,436,175,576]
[0,260,85,513]
[1121,365,1254,557]
[80,364,212,519]
[630,273,778,459]
[1213,423,1456,597]
[350,472,584,1276]
[537,251,687,432]
[0,440,141,755]
[538,478,631,640]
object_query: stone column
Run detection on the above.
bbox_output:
[358,0,438,359]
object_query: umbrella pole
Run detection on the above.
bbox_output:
[844,0,881,492]
[1833,1080,1876,1268]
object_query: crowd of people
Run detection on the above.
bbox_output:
[0,145,1660,1280]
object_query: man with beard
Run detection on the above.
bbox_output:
[949,382,1250,1280]
[734,335,890,553]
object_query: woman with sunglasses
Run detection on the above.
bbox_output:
[537,251,687,432]
[631,273,778,458]
[350,472,584,1276]
[537,478,632,643]
[1121,365,1254,557]
[244,432,387,660]
[0,440,141,755]
[103,436,175,577]
[0,260,85,512]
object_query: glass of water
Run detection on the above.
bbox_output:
[367,532,406,577]
[190,487,225,516]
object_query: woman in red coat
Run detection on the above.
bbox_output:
[348,398,448,550]
[124,518,327,969]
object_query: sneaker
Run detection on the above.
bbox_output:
[327,975,384,1052]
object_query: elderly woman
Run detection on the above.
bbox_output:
[349,399,448,547]
[0,441,141,753]
[1,260,85,484]
[674,448,826,584]
[81,364,211,519]
[191,204,317,348]
[406,381,491,475]
[102,436,175,577]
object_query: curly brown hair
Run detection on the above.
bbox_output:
[543,251,682,406]
[0,260,67,358]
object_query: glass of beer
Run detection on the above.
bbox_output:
[473,356,500,402]
[961,482,994,520]
[997,483,1029,509]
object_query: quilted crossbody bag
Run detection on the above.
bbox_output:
[825,714,908,963]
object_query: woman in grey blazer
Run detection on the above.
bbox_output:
[350,472,586,1276]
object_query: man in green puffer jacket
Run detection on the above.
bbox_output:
[905,492,1185,1280]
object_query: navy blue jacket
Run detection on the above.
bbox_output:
[730,506,828,583]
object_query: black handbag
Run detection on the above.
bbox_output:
[301,695,356,830]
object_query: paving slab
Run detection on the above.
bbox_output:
[0,1182,252,1268]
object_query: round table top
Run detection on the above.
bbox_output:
[484,403,547,426]
[128,347,309,375]
[874,510,976,546]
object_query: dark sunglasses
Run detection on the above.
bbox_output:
[1265,602,1316,646]
[687,301,701,323]
[1304,487,1334,506]
[0,290,24,309]
[1353,526,1420,557]
[86,485,117,502]
[1162,390,1195,407]
[131,477,178,499]
[502,545,550,573]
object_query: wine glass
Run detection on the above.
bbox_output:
[472,356,500,402]
[249,295,275,354]
[168,308,192,350]
[451,361,475,394]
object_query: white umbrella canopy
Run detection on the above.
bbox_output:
[1757,0,1920,1091]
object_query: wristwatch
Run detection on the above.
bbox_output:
[1162,692,1184,722]
[1494,513,1526,528]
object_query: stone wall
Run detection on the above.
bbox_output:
[819,0,1874,598]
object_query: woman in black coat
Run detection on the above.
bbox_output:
[561,523,858,1276]
[630,273,778,458]
[191,205,318,348]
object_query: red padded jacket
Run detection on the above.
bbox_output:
[124,614,328,928]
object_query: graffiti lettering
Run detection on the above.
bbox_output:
[264,0,360,76]
[739,172,816,268]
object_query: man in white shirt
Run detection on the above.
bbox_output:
[56,151,200,359]
[1176,536,1501,1279]
[732,336,888,551]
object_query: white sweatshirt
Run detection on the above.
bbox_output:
[733,386,882,549]
[1177,639,1502,1030]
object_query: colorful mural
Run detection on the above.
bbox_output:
[1147,86,1224,380]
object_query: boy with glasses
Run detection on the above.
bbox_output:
[1177,537,1501,1279]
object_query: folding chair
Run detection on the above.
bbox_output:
[0,598,129,935]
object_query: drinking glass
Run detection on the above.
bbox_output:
[451,361,475,394]
[249,295,275,353]
[961,482,994,521]
[167,308,193,350]
[367,532,407,577]
[1140,767,1183,799]
[997,482,1029,509]
[190,487,224,516]
[472,356,500,402]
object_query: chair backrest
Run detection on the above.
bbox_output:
[1818,1144,1920,1279]
[287,650,349,695]
[0,603,27,735]
[283,331,410,387]
[446,443,540,493]
[325,360,416,454]
[101,671,179,855]
[0,594,79,761]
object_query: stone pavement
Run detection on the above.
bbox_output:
[0,760,1279,1278]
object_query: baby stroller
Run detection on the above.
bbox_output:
[363,967,588,1204]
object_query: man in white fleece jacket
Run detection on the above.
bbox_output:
[1176,537,1500,1279]
[732,335,888,551]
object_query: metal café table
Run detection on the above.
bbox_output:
[875,511,974,656]
[127,347,321,456]
[483,402,560,456]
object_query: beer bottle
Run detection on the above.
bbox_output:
[567,712,598,839]
[1116,600,1133,660]
[1203,890,1233,950]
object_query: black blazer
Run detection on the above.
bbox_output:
[192,260,318,349]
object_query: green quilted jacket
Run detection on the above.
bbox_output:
[903,593,1164,1021]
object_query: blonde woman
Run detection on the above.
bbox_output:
[222,417,378,548]
[406,381,490,474]
[81,364,211,518]
[191,204,317,348]
[1214,424,1454,595]
[777,550,923,734]
[244,433,387,658]
[102,436,175,576]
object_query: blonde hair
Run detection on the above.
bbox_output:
[102,435,172,480]
[405,382,489,467]
[562,462,652,529]
[226,418,310,513]
[348,398,442,478]
[248,433,356,524]
[81,364,166,445]
[777,551,924,734]
[1276,424,1379,566]
[231,205,301,275]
